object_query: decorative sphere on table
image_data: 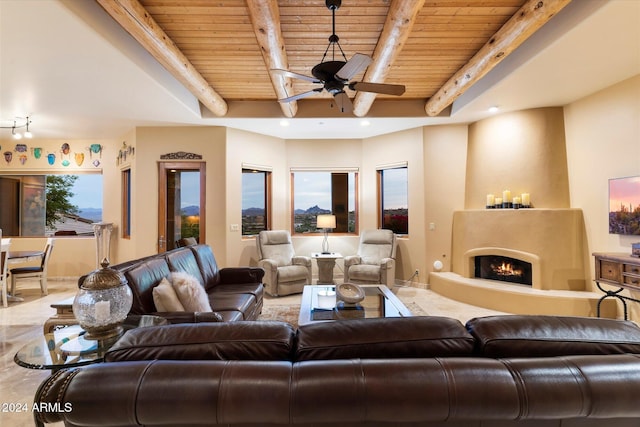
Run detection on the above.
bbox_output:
[72,259,132,340]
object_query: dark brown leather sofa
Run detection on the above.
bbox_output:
[35,315,640,426]
[99,244,264,322]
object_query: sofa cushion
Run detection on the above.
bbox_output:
[277,264,310,283]
[165,248,205,286]
[125,258,172,314]
[210,293,255,320]
[189,244,221,289]
[347,264,381,281]
[104,321,296,362]
[466,315,640,357]
[152,278,185,312]
[170,272,212,312]
[296,316,475,361]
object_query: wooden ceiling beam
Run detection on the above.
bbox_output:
[424,0,572,117]
[246,0,297,118]
[352,0,425,117]
[96,0,228,117]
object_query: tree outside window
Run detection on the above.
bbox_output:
[0,173,102,237]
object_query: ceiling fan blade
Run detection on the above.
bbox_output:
[349,81,406,96]
[271,69,321,83]
[333,91,353,113]
[335,53,372,81]
[279,88,323,103]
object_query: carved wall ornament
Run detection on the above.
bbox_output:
[160,151,202,160]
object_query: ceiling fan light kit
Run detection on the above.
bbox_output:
[273,0,405,113]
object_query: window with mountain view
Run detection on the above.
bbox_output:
[0,173,103,237]
[291,170,357,234]
[378,165,408,235]
[242,168,271,236]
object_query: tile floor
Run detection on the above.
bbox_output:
[0,278,507,427]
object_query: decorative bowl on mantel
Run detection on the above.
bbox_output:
[336,283,365,304]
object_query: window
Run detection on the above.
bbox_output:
[291,170,358,234]
[242,168,271,236]
[121,169,131,238]
[378,165,408,235]
[0,173,103,237]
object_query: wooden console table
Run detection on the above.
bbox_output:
[593,252,640,319]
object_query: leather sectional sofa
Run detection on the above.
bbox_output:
[99,244,265,322]
[36,314,640,426]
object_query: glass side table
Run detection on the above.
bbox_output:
[15,315,168,371]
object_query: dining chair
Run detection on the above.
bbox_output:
[1,235,11,307]
[10,237,54,297]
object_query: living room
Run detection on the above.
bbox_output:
[2,1,640,426]
[0,0,638,318]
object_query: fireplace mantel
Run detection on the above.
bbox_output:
[451,209,589,291]
[429,208,616,317]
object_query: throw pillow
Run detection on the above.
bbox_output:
[152,277,185,312]
[170,271,212,312]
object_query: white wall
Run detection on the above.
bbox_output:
[423,125,468,275]
[565,75,640,256]
[225,128,287,268]
[364,128,426,281]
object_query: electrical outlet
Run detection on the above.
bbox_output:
[230,224,239,232]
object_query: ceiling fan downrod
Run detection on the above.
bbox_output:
[322,0,347,63]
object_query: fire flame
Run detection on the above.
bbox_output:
[493,262,523,277]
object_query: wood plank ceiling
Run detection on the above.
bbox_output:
[98,0,572,118]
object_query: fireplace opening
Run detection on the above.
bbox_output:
[474,255,533,286]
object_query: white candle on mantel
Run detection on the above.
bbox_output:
[495,197,503,206]
[513,196,521,205]
[94,300,110,324]
[502,190,511,203]
[486,194,495,206]
[521,193,530,206]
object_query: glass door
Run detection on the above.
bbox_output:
[157,162,206,252]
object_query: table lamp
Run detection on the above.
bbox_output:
[316,214,336,254]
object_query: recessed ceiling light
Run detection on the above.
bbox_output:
[279,120,290,127]
[488,106,499,113]
[360,120,370,126]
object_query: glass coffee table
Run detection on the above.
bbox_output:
[15,315,168,371]
[298,284,412,326]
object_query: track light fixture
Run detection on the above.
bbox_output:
[2,117,33,139]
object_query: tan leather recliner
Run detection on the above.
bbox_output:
[344,229,397,287]
[257,230,312,296]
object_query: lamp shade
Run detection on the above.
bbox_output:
[316,214,336,229]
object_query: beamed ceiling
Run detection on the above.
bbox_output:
[1,0,638,139]
[95,0,571,118]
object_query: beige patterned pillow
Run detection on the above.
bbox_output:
[152,277,185,312]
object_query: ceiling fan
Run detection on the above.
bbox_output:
[272,0,406,113]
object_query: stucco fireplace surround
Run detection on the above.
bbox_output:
[429,209,617,317]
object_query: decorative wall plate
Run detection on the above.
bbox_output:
[75,152,85,166]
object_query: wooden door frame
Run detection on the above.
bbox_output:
[157,161,206,253]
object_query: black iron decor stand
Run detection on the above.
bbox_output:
[595,280,640,320]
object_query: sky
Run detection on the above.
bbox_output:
[69,174,103,209]
[609,175,640,212]
[70,168,408,211]
[381,167,408,209]
[242,170,407,211]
